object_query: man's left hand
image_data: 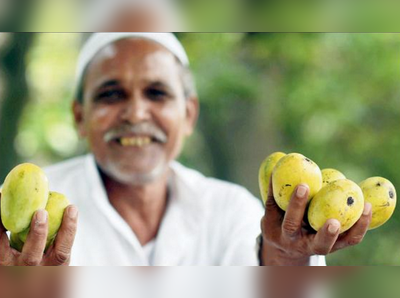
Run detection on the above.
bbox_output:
[260,179,372,266]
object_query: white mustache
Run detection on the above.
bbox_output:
[103,123,168,144]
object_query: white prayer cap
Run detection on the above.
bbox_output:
[76,33,190,87]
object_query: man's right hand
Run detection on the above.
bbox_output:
[0,192,78,266]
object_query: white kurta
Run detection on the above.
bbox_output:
[40,154,325,266]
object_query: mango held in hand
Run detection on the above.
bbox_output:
[19,191,70,245]
[1,164,49,233]
[10,233,24,252]
[359,177,396,230]
[308,179,364,234]
[272,153,323,211]
[322,168,346,187]
[259,152,286,205]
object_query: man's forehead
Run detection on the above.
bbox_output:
[76,33,189,90]
[84,39,182,91]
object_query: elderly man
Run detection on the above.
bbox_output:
[0,33,372,266]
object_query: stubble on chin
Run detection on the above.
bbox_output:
[102,157,169,186]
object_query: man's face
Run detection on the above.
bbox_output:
[74,39,198,185]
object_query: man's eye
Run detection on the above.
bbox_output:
[95,90,127,103]
[146,89,170,101]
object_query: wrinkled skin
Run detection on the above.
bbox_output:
[73,38,198,187]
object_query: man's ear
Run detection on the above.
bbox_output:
[184,96,200,137]
[72,100,87,138]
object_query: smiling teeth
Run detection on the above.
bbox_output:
[120,137,152,147]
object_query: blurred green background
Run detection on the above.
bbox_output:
[0,33,399,265]
[2,0,400,32]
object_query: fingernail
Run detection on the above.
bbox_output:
[296,185,307,198]
[363,203,372,216]
[35,209,47,225]
[328,221,340,235]
[68,206,78,219]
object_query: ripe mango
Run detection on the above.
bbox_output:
[359,177,396,230]
[1,164,49,233]
[19,192,70,244]
[45,192,70,239]
[259,152,286,205]
[322,168,346,187]
[308,179,364,233]
[272,153,323,211]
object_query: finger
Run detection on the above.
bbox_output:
[20,209,48,266]
[282,184,310,238]
[0,231,13,266]
[268,174,274,202]
[310,219,341,255]
[0,192,5,233]
[0,192,8,234]
[263,175,284,230]
[45,205,78,266]
[0,193,14,266]
[331,203,372,253]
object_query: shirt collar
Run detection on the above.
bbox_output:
[83,154,205,265]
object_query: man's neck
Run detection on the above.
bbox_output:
[101,170,170,246]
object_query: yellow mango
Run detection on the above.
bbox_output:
[19,191,70,243]
[45,192,70,239]
[322,168,346,187]
[258,152,286,205]
[359,177,396,230]
[1,164,49,233]
[272,153,322,211]
[308,179,364,234]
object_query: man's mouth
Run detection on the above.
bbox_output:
[118,136,152,147]
[113,135,165,148]
[104,123,168,147]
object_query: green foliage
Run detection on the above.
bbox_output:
[17,33,85,165]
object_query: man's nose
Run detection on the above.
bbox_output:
[121,95,151,123]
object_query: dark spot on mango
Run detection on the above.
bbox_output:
[305,158,311,162]
[389,190,394,199]
[18,171,25,179]
[347,197,354,206]
[377,182,381,187]
[285,184,292,187]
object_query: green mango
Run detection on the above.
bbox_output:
[1,164,49,233]
[19,191,70,244]
[258,152,286,205]
[10,233,24,252]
